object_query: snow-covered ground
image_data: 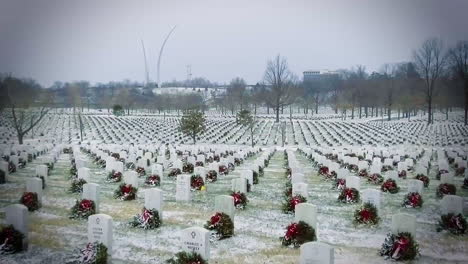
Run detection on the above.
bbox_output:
[1,110,467,263]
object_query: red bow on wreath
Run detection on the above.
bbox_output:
[359,209,372,221]
[80,199,93,211]
[285,223,299,240]
[391,236,409,259]
[122,185,132,194]
[210,213,222,225]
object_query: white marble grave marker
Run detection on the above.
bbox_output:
[176,174,191,202]
[145,188,163,219]
[300,241,334,264]
[181,227,210,260]
[88,214,113,253]
[391,213,416,236]
[83,183,100,213]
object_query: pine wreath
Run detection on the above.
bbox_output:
[106,170,122,183]
[182,163,194,174]
[231,192,248,209]
[20,192,40,212]
[354,202,380,225]
[380,232,419,261]
[436,183,456,198]
[114,184,138,201]
[168,168,182,178]
[402,192,423,208]
[381,179,399,194]
[415,174,430,187]
[206,170,217,182]
[437,213,467,235]
[166,251,207,264]
[136,167,146,177]
[69,178,87,193]
[282,195,307,213]
[78,242,108,264]
[0,225,24,254]
[145,174,161,186]
[70,199,96,219]
[398,170,407,179]
[190,175,205,191]
[129,207,161,230]
[283,181,293,198]
[280,221,316,248]
[368,173,384,185]
[204,212,234,240]
[219,165,228,175]
[333,178,346,190]
[337,188,360,204]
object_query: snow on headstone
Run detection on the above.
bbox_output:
[5,204,29,249]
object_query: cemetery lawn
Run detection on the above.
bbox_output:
[1,150,468,263]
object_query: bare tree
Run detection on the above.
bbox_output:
[263,55,297,122]
[1,76,53,144]
[413,38,446,124]
[447,40,468,125]
[227,77,247,110]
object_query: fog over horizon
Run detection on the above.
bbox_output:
[1,0,467,87]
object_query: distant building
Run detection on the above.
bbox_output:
[303,70,339,82]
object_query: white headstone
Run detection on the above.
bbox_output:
[295,203,317,230]
[293,182,308,198]
[176,174,191,202]
[36,164,48,178]
[292,173,305,184]
[214,195,235,220]
[407,179,424,194]
[361,189,381,211]
[88,214,113,254]
[345,176,360,190]
[181,227,210,260]
[241,170,254,186]
[26,177,43,202]
[83,183,100,213]
[441,195,463,215]
[77,167,91,182]
[386,171,398,180]
[231,178,248,193]
[5,204,28,238]
[123,171,139,188]
[300,242,334,264]
[391,213,416,237]
[144,188,163,219]
[440,173,454,184]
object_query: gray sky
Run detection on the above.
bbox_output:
[1,0,467,87]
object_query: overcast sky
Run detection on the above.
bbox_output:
[1,0,467,87]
